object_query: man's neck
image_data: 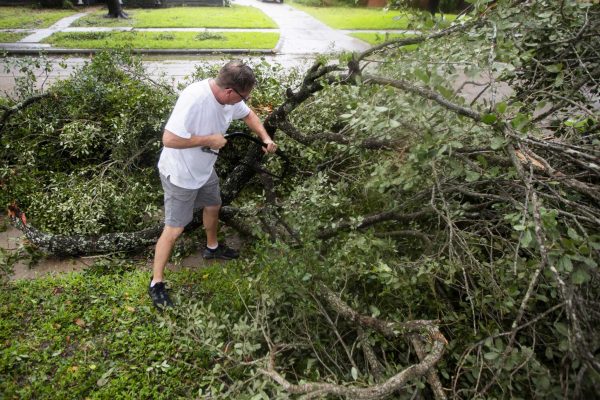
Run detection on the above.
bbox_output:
[209,79,225,105]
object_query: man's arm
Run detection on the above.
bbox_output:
[243,109,277,153]
[162,129,227,150]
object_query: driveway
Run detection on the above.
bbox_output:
[233,0,369,54]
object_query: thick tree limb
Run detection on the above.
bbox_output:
[411,336,447,400]
[357,19,479,61]
[317,208,434,240]
[0,93,52,134]
[278,119,402,150]
[7,204,162,256]
[357,327,384,382]
[221,62,342,205]
[374,230,433,251]
[7,204,253,255]
[363,75,483,122]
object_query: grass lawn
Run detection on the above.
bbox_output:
[351,32,419,50]
[0,31,28,43]
[289,3,412,29]
[289,2,457,30]
[44,31,279,49]
[72,5,277,28]
[0,261,253,398]
[0,6,76,29]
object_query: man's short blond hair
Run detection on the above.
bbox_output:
[215,60,256,93]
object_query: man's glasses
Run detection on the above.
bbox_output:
[230,87,250,102]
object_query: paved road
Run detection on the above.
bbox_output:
[0,54,320,96]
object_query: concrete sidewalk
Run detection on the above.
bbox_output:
[235,0,369,54]
[0,0,405,55]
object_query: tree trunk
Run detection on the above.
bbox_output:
[106,0,128,19]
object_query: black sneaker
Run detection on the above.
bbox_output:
[202,244,239,260]
[148,281,173,310]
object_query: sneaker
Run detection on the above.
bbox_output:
[148,281,173,310]
[202,244,239,260]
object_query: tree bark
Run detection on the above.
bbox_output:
[106,0,128,19]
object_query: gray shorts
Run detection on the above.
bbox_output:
[160,170,221,228]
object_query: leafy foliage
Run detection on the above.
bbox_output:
[1,51,171,234]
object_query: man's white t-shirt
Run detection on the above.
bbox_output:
[158,79,250,189]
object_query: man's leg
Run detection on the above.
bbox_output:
[196,171,239,260]
[202,204,239,260]
[150,173,196,309]
[203,205,220,249]
[152,225,184,283]
[149,225,183,310]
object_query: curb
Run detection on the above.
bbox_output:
[0,47,278,56]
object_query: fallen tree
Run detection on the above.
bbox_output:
[2,0,599,397]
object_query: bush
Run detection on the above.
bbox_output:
[40,0,74,9]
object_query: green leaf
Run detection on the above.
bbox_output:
[572,268,590,285]
[369,305,381,318]
[389,119,401,128]
[567,228,580,240]
[554,322,568,336]
[490,136,506,150]
[465,170,480,182]
[520,230,533,247]
[415,69,430,84]
[482,113,497,125]
[495,102,507,113]
[558,256,573,273]
[484,352,499,360]
[351,366,358,380]
[511,113,530,131]
[545,63,563,73]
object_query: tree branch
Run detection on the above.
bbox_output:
[317,208,434,240]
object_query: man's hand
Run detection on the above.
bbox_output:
[205,134,227,150]
[263,139,277,154]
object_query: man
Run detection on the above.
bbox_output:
[149,60,277,309]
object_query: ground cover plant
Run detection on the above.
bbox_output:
[44,31,280,50]
[0,31,27,43]
[0,6,76,29]
[72,5,277,28]
[0,259,261,398]
[1,0,599,398]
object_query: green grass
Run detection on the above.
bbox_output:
[289,3,413,29]
[0,260,254,398]
[289,2,457,30]
[43,31,279,50]
[350,32,419,50]
[0,6,76,29]
[72,5,277,28]
[0,31,28,43]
